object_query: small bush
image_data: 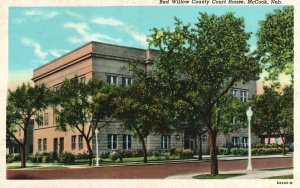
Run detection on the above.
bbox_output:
[99,151,110,158]
[122,150,133,158]
[6,154,14,163]
[110,151,119,162]
[76,152,89,160]
[58,153,75,163]
[42,155,51,163]
[133,149,144,157]
[169,148,176,156]
[218,147,230,155]
[175,148,194,159]
[152,150,162,159]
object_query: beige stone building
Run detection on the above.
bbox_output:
[31,41,259,156]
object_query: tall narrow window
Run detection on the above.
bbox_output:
[232,137,239,146]
[53,138,58,153]
[240,90,248,102]
[122,77,133,86]
[230,89,238,96]
[44,113,49,126]
[78,135,83,149]
[53,112,60,125]
[108,134,118,150]
[107,75,118,85]
[123,135,132,150]
[59,137,64,153]
[38,139,42,152]
[80,76,86,84]
[43,138,47,151]
[242,137,248,147]
[71,135,76,150]
[161,135,170,150]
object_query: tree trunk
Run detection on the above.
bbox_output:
[21,124,28,168]
[198,133,203,161]
[84,136,94,166]
[267,135,271,144]
[208,127,218,176]
[278,129,286,155]
[140,138,148,163]
[20,144,26,168]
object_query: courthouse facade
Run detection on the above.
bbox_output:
[31,41,259,155]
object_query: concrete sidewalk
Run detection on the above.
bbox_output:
[165,168,293,179]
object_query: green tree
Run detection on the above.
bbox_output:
[6,83,51,168]
[257,7,294,80]
[136,13,260,175]
[252,85,293,155]
[113,82,175,163]
[55,78,114,165]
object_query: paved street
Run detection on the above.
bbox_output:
[7,157,292,179]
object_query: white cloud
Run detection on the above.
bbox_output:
[24,10,43,16]
[49,49,69,58]
[21,37,48,59]
[66,10,83,19]
[12,18,25,24]
[23,9,59,20]
[123,26,148,47]
[91,17,148,47]
[64,22,122,44]
[91,17,124,26]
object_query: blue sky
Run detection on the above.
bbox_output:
[8,6,285,89]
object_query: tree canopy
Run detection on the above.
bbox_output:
[131,12,261,175]
[55,77,114,165]
[6,83,52,168]
[257,7,294,80]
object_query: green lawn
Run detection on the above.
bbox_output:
[257,167,293,171]
[193,173,246,179]
[75,155,184,165]
[267,175,293,179]
[7,165,40,169]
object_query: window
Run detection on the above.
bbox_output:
[53,138,58,153]
[230,89,238,96]
[122,77,133,86]
[59,137,64,153]
[38,139,42,151]
[242,137,248,147]
[78,135,83,149]
[44,113,49,126]
[161,135,170,150]
[231,117,236,124]
[71,135,76,150]
[107,75,118,85]
[232,137,239,146]
[53,112,60,125]
[53,85,60,91]
[108,134,118,150]
[240,90,248,102]
[43,138,47,151]
[123,135,132,150]
[80,76,86,84]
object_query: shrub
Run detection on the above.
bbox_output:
[218,147,230,155]
[133,149,144,157]
[42,155,51,163]
[152,150,162,159]
[99,151,110,159]
[76,152,89,160]
[169,148,176,156]
[37,155,43,163]
[175,148,194,159]
[122,150,133,158]
[6,154,14,163]
[58,153,75,163]
[110,151,119,162]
